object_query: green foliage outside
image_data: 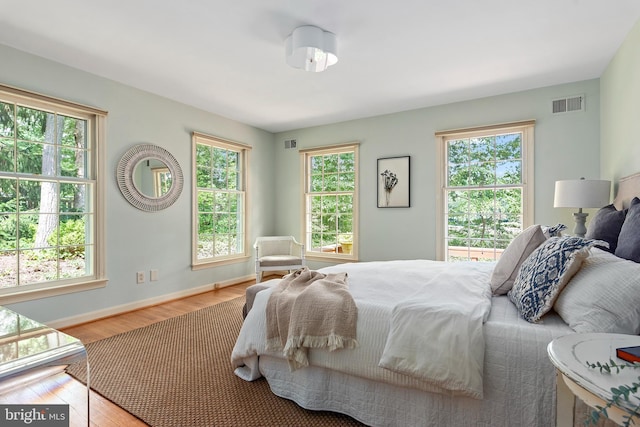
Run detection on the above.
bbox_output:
[0,100,90,287]
[195,143,244,259]
[308,152,355,251]
[47,218,87,259]
[446,133,523,260]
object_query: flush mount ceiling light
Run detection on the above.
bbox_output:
[285,25,338,72]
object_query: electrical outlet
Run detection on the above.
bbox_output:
[136,271,145,284]
[150,269,158,281]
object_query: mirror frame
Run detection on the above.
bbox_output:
[116,144,184,212]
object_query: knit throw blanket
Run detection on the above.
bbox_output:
[266,267,359,370]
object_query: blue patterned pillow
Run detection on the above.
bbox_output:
[508,236,597,323]
[541,223,567,238]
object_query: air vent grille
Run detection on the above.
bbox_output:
[284,139,297,149]
[552,95,584,114]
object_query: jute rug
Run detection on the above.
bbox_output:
[66,296,364,426]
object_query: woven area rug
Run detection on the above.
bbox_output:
[66,296,363,426]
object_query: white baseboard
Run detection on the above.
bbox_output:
[214,274,255,289]
[49,274,255,330]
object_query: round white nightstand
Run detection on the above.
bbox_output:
[548,333,640,427]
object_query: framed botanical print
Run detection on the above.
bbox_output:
[377,156,410,208]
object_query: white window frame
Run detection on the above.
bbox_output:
[191,132,250,269]
[300,142,359,262]
[435,120,535,261]
[0,84,107,304]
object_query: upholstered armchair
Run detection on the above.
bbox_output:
[254,236,305,283]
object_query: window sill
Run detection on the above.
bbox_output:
[0,278,108,305]
[305,253,358,263]
[192,255,250,270]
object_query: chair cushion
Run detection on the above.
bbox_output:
[258,255,303,267]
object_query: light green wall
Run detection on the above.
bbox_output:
[600,18,640,183]
[0,36,617,322]
[275,80,601,266]
[0,44,276,323]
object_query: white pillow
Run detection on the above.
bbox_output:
[554,248,640,334]
[490,225,547,295]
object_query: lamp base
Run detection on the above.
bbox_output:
[572,212,588,238]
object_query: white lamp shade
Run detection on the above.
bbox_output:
[553,179,611,208]
[286,25,338,72]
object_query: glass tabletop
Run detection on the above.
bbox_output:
[0,306,85,382]
[0,305,88,426]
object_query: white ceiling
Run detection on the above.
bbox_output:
[1,1,639,133]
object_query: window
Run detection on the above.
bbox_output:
[0,84,107,303]
[436,121,534,261]
[301,143,359,260]
[192,132,250,267]
[152,166,171,198]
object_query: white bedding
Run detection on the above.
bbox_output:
[261,296,574,427]
[234,260,490,395]
[377,263,492,398]
[231,259,576,426]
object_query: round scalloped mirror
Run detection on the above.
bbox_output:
[117,144,183,212]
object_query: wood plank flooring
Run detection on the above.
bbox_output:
[0,281,253,427]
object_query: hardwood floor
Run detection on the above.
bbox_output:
[63,283,250,344]
[0,281,253,427]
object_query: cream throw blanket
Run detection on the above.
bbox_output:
[266,267,358,370]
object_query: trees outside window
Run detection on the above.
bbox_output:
[0,85,106,302]
[192,132,249,267]
[301,143,358,260]
[436,122,534,261]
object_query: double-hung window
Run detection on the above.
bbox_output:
[0,84,107,303]
[301,143,359,260]
[436,121,534,261]
[192,132,250,267]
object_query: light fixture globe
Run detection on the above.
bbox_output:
[285,25,338,72]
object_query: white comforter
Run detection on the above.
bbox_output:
[231,259,493,398]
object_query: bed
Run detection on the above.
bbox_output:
[231,173,640,427]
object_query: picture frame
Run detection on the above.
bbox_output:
[377,156,410,208]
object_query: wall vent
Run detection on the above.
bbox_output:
[284,139,297,149]
[552,95,585,114]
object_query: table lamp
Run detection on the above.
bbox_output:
[553,178,611,237]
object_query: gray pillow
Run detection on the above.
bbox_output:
[585,204,626,253]
[615,197,640,262]
[490,225,547,295]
